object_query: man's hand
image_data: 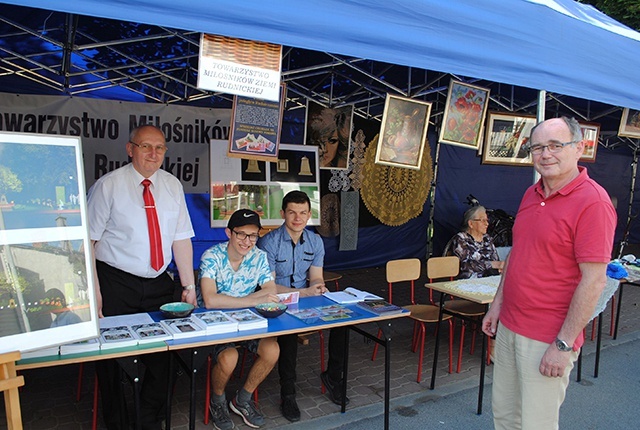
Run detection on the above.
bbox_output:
[481,304,500,337]
[303,283,328,297]
[539,344,573,378]
[182,288,197,306]
[249,290,280,306]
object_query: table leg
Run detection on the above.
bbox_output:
[613,283,624,340]
[594,312,603,378]
[429,292,446,390]
[477,332,487,415]
[341,328,350,414]
[169,347,211,430]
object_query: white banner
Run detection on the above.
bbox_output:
[0,93,231,193]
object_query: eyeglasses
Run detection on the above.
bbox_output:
[130,141,168,154]
[526,141,578,155]
[472,218,489,223]
[232,230,260,242]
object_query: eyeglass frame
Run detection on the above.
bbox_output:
[525,140,579,155]
[471,218,489,223]
[130,141,168,154]
[232,229,260,242]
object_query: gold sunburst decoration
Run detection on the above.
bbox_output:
[361,135,433,226]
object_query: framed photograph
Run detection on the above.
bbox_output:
[0,131,99,354]
[439,80,490,150]
[482,112,536,166]
[375,94,432,170]
[618,108,640,138]
[304,100,353,170]
[579,122,600,163]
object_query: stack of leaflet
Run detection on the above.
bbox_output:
[224,309,268,330]
[130,322,173,344]
[60,338,100,355]
[191,310,238,335]
[160,317,206,340]
[21,345,60,359]
[98,312,155,350]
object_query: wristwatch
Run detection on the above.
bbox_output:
[183,284,195,291]
[555,338,572,352]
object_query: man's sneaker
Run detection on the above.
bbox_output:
[321,371,350,406]
[229,395,264,428]
[280,394,301,422]
[209,400,234,430]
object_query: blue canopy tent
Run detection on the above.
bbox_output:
[1,0,640,269]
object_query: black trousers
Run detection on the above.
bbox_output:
[278,326,348,396]
[95,261,179,430]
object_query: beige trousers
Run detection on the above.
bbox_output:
[492,325,579,430]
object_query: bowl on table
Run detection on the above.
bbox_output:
[254,302,287,318]
[160,302,195,318]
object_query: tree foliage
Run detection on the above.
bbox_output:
[0,165,23,195]
[580,0,640,31]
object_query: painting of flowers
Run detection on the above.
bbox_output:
[439,80,490,150]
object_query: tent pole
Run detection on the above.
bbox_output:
[426,140,442,258]
[618,146,639,258]
[533,90,546,183]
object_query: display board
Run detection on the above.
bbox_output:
[210,141,320,227]
[0,131,99,354]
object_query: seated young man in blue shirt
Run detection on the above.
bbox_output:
[257,190,349,422]
[198,209,280,429]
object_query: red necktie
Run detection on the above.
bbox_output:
[142,179,164,271]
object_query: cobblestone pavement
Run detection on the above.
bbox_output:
[3,268,639,429]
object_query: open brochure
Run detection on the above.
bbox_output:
[323,287,382,304]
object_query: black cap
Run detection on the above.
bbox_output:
[227,209,262,230]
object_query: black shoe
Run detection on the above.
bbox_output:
[280,394,300,422]
[320,371,350,406]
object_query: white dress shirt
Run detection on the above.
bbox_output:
[87,163,194,278]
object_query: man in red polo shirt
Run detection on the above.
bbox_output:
[482,116,616,429]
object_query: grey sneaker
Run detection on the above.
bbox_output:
[229,395,264,428]
[209,400,234,430]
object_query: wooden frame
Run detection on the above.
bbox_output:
[0,131,99,354]
[304,100,353,170]
[482,112,536,166]
[579,121,600,163]
[439,80,490,150]
[375,94,432,170]
[618,108,640,138]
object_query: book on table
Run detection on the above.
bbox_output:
[223,309,268,330]
[130,322,173,344]
[356,300,404,315]
[191,310,239,335]
[160,317,207,340]
[323,286,383,304]
[60,338,100,355]
[99,326,139,350]
[21,345,60,359]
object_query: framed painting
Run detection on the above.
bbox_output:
[304,100,353,170]
[482,112,536,166]
[0,131,99,354]
[579,122,600,163]
[618,108,640,138]
[439,80,490,150]
[375,94,432,170]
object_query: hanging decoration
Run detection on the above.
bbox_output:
[361,135,433,226]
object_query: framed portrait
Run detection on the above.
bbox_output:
[439,80,490,150]
[304,100,353,170]
[618,108,640,138]
[579,122,600,163]
[482,112,536,166]
[0,131,99,354]
[375,94,432,170]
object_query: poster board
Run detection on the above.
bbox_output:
[0,131,99,354]
[210,141,320,227]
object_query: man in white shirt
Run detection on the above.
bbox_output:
[87,125,196,430]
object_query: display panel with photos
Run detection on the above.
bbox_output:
[210,141,320,227]
[482,112,536,166]
[0,132,99,354]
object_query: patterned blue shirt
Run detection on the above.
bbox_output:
[197,242,274,307]
[257,225,324,289]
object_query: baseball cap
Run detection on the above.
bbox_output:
[227,209,262,230]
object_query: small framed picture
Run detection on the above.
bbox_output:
[482,112,536,166]
[618,108,640,138]
[375,94,432,170]
[439,80,490,150]
[277,159,289,173]
[579,122,600,163]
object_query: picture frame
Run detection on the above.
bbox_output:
[579,121,600,163]
[304,100,353,170]
[482,112,536,166]
[0,131,99,354]
[439,80,490,150]
[618,108,640,138]
[375,94,432,170]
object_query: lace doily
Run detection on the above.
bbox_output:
[316,193,340,237]
[361,134,433,226]
[349,129,367,191]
